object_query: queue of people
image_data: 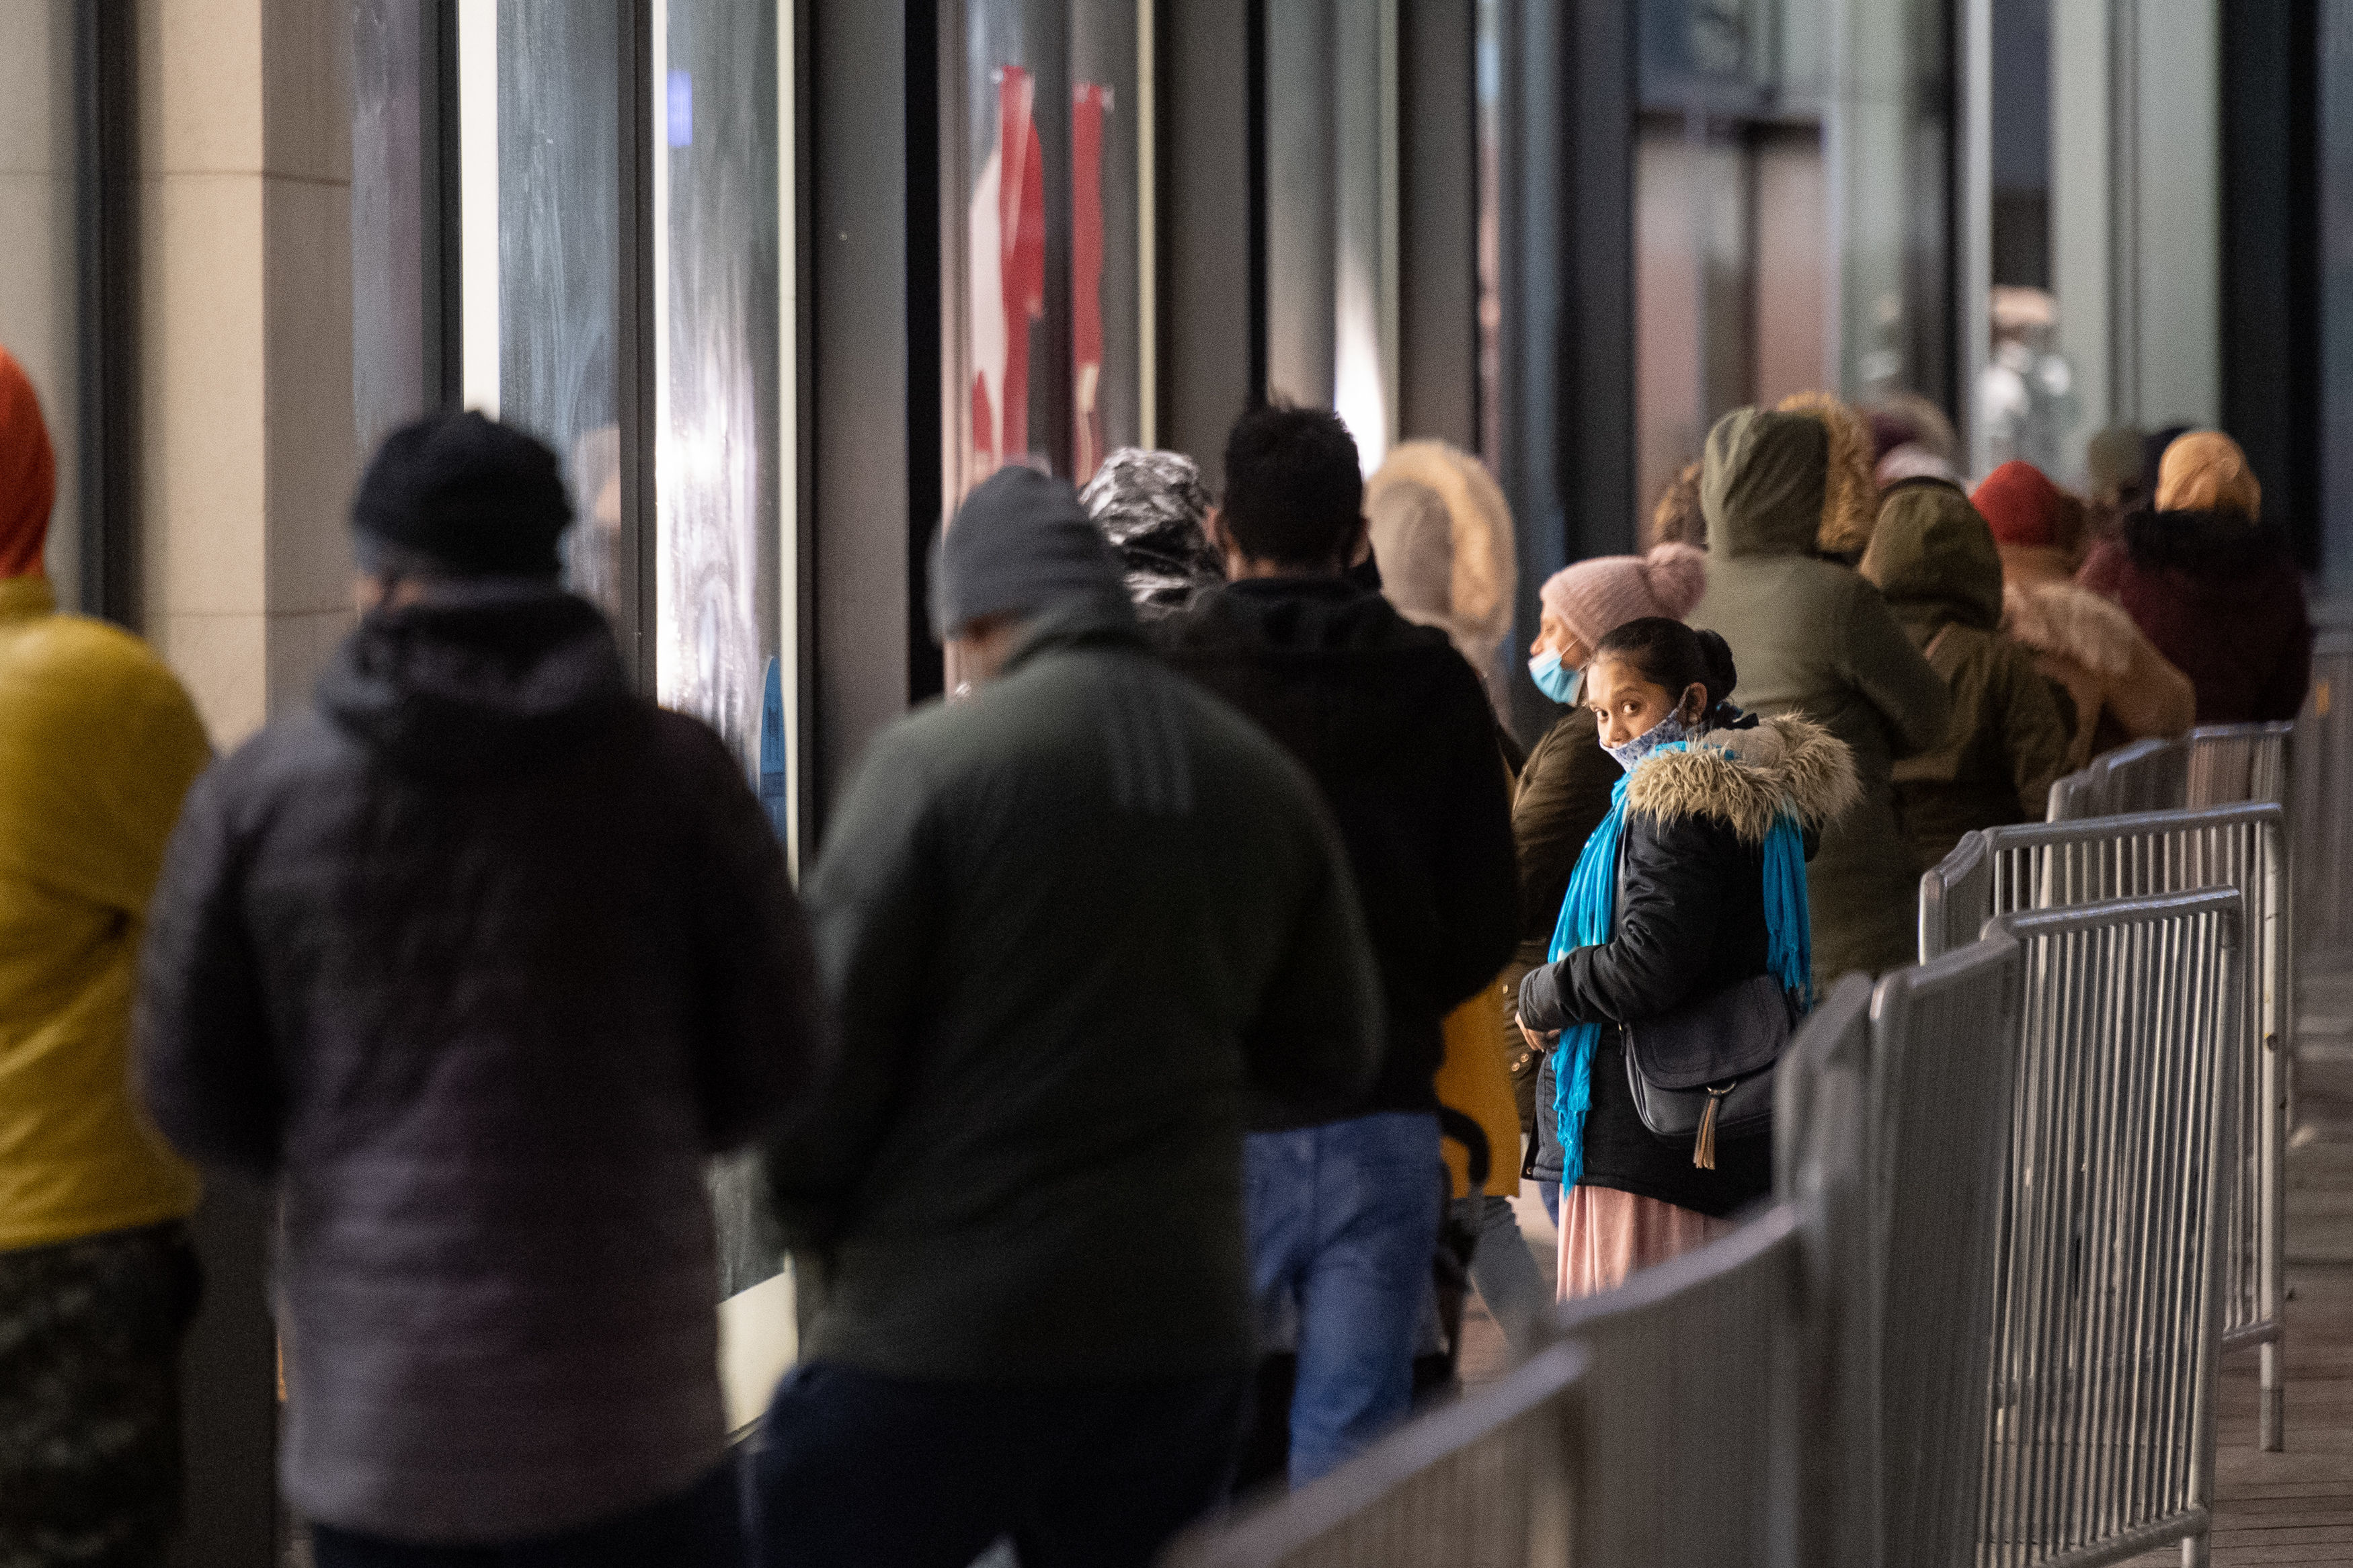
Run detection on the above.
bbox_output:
[0,321,2316,1568]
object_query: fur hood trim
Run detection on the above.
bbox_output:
[1624,713,1861,845]
[1776,391,1880,556]
[1363,440,1517,645]
[2001,579,2139,678]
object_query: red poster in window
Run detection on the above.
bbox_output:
[1072,84,1110,481]
[969,65,1046,479]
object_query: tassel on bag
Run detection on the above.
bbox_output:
[1694,1085,1732,1171]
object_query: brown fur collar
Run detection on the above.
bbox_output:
[2001,579,2138,679]
[1624,713,1861,845]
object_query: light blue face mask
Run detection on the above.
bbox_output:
[1603,709,1695,774]
[1529,649,1584,706]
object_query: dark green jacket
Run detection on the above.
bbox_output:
[1687,409,1952,984]
[766,597,1381,1381]
[1862,481,2072,870]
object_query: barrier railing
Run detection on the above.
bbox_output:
[1978,892,2239,1568]
[2295,628,2353,968]
[1868,940,2024,1568]
[1920,804,2290,1450]
[2047,723,2292,822]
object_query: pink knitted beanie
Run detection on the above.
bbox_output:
[1538,543,1706,651]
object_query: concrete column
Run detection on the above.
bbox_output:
[138,0,356,748]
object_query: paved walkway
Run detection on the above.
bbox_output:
[2125,977,2353,1565]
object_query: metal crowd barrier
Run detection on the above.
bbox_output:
[1166,995,1875,1568]
[2046,723,2292,822]
[2295,627,2353,968]
[1868,940,2024,1568]
[1919,803,2290,1452]
[1975,892,2240,1568]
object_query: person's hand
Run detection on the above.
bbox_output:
[1517,1016,1560,1054]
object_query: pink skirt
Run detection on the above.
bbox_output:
[1557,1186,1737,1301]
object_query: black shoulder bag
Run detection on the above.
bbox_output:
[1622,974,1798,1169]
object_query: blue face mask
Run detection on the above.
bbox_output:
[1603,709,1695,774]
[1529,649,1584,706]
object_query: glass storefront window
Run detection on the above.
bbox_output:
[948,0,1145,501]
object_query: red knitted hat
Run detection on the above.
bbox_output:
[1971,460,2072,550]
[0,347,54,580]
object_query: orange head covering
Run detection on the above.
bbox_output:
[0,348,56,579]
[2155,430,2262,522]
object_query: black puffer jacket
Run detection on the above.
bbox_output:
[1158,577,1519,1116]
[136,587,824,1543]
[1519,715,1857,1216]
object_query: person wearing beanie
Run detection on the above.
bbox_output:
[1686,406,1952,985]
[756,464,1380,1563]
[1860,479,2073,867]
[1078,446,1227,618]
[1363,439,1519,711]
[1159,405,1516,1488]
[1971,459,2193,768]
[2078,430,2313,723]
[1511,544,1706,1217]
[138,409,827,1565]
[0,347,210,1565]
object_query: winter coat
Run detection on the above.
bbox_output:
[1862,481,2074,869]
[1435,983,1523,1200]
[1517,714,1860,1216]
[768,595,1380,1380]
[1505,707,1620,1133]
[1364,440,1519,712]
[1686,407,1952,984]
[2079,513,2314,724]
[0,576,210,1253]
[1158,577,1520,1116]
[136,588,825,1544]
[1999,546,2194,770]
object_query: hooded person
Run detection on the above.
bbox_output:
[1362,440,1518,710]
[1686,407,1953,985]
[136,411,828,1567]
[0,347,212,1567]
[1773,390,1881,559]
[2077,431,2313,723]
[1078,446,1226,618]
[756,464,1382,1564]
[1511,544,1708,1199]
[1972,458,2194,768]
[1860,479,2075,867]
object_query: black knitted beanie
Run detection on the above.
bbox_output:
[352,411,573,577]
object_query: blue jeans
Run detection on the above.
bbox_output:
[310,1464,741,1567]
[748,1362,1247,1568]
[1245,1112,1444,1485]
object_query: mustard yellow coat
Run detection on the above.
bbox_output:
[0,576,210,1251]
[1436,978,1523,1200]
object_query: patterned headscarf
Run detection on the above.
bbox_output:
[1078,448,1225,618]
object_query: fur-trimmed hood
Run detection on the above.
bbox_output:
[1363,439,1517,669]
[1624,712,1861,845]
[2001,578,2140,678]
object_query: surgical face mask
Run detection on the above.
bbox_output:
[1529,649,1583,706]
[1603,708,1694,774]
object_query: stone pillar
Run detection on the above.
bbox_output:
[139,0,355,748]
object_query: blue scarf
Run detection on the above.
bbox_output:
[1545,741,1815,1186]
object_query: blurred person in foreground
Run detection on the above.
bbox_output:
[2079,431,2313,725]
[137,411,826,1566]
[1513,544,1707,1221]
[1078,446,1227,618]
[1972,459,2193,770]
[1363,438,1518,714]
[754,466,1380,1565]
[1687,407,1951,985]
[1516,619,1856,1296]
[1159,405,1517,1486]
[1860,478,2073,868]
[0,347,210,1565]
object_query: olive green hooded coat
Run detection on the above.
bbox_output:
[1861,481,2073,872]
[1687,409,1952,983]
